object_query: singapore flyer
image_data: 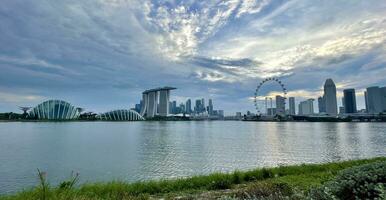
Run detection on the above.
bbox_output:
[253,77,287,115]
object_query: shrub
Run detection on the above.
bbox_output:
[232,171,243,184]
[208,174,233,190]
[310,161,386,200]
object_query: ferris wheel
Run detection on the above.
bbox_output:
[254,77,287,114]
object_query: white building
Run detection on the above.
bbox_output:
[298,99,314,116]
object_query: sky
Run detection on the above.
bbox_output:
[1,0,386,114]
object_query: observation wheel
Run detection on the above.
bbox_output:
[254,77,287,114]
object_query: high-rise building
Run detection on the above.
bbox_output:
[275,95,285,116]
[134,100,142,113]
[185,99,192,114]
[364,91,369,112]
[318,96,326,113]
[298,99,314,115]
[339,106,345,114]
[381,87,386,112]
[208,99,213,115]
[172,101,177,114]
[140,87,176,117]
[179,103,185,114]
[289,97,296,115]
[343,89,357,113]
[366,86,384,114]
[324,79,338,116]
[195,99,202,113]
[168,101,172,114]
[218,110,224,118]
[341,97,345,108]
[201,98,205,113]
[236,112,242,119]
[267,108,276,116]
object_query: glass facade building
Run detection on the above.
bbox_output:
[98,109,144,121]
[29,100,80,120]
[343,89,357,113]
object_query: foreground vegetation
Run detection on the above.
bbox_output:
[1,157,385,200]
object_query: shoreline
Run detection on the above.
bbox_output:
[1,157,385,199]
[1,119,386,123]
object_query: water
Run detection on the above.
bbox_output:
[0,121,385,194]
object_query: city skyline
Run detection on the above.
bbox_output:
[1,1,386,114]
[258,78,386,117]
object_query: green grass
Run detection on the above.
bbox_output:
[1,157,385,200]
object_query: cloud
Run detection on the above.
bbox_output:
[236,0,272,18]
[1,0,386,113]
[0,91,44,104]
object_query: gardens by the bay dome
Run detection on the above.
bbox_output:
[98,109,144,121]
[29,100,80,120]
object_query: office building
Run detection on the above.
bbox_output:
[324,79,338,116]
[218,110,224,118]
[179,103,185,114]
[134,101,142,113]
[364,91,369,112]
[289,97,296,115]
[195,99,202,113]
[343,89,357,113]
[185,99,192,114]
[267,108,276,116]
[298,99,314,115]
[208,99,213,115]
[236,112,242,118]
[275,95,286,116]
[172,101,177,114]
[201,98,205,113]
[339,106,345,114]
[381,87,386,112]
[366,86,384,114]
[318,96,326,113]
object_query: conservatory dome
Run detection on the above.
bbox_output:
[98,109,144,121]
[29,100,80,120]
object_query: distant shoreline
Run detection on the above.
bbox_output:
[1,119,385,123]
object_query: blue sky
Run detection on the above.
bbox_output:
[1,0,386,114]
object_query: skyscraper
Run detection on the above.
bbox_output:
[364,91,369,112]
[343,89,357,113]
[201,98,205,113]
[172,101,177,114]
[140,87,176,117]
[185,99,192,114]
[208,99,213,115]
[324,79,338,116]
[134,100,142,113]
[298,99,314,115]
[195,99,202,114]
[366,86,383,114]
[381,87,386,112]
[179,103,185,114]
[275,95,285,116]
[318,96,326,113]
[289,97,295,115]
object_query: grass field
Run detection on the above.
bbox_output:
[1,157,385,200]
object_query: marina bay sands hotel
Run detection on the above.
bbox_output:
[140,87,176,118]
